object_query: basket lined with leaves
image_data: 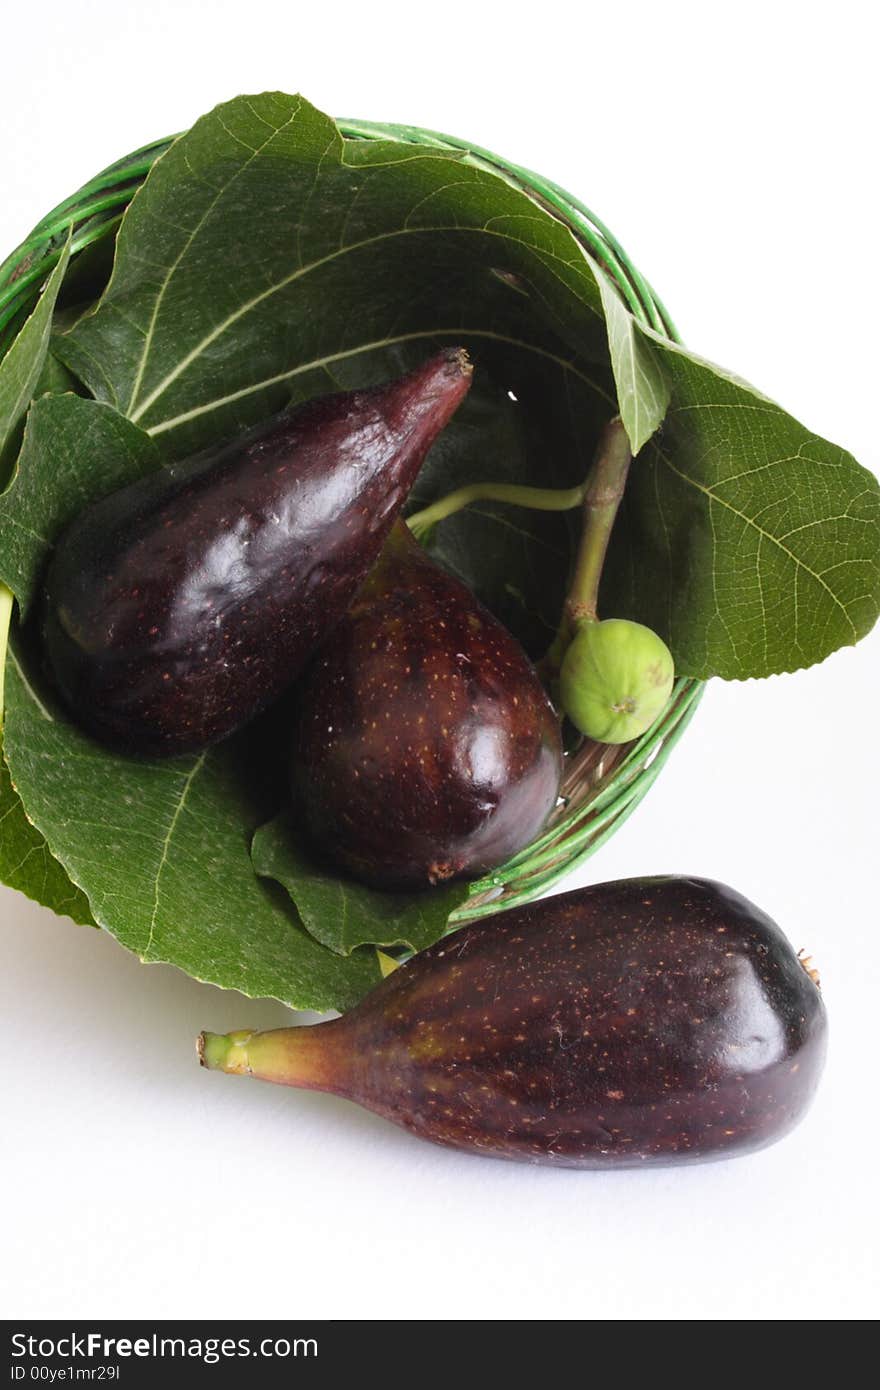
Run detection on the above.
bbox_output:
[1,93,877,1011]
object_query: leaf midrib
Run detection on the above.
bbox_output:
[114,221,601,426]
[142,750,207,960]
[145,327,612,439]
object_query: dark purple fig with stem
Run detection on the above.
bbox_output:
[42,350,472,757]
[199,876,827,1168]
[289,520,563,890]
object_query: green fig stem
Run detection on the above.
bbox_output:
[406,480,586,539]
[0,583,13,727]
[198,1025,340,1093]
[539,418,632,681]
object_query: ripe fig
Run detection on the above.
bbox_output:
[290,521,563,890]
[42,350,472,757]
[560,617,674,743]
[199,877,827,1168]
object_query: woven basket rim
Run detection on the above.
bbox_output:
[0,115,703,919]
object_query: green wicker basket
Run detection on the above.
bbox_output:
[0,120,703,925]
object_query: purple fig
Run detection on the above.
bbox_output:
[199,877,827,1168]
[289,521,563,889]
[42,350,472,756]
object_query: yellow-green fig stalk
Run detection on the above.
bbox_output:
[560,618,675,744]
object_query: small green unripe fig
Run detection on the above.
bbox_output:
[560,618,674,744]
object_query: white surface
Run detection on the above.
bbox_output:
[1,0,878,1323]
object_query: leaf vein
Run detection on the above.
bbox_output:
[146,328,611,438]
[127,109,298,417]
[142,751,207,960]
[658,447,861,642]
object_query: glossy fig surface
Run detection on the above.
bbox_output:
[42,350,472,757]
[200,877,827,1168]
[290,521,563,889]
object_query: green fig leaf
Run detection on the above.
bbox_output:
[0,240,70,478]
[0,393,378,1010]
[3,642,379,1010]
[594,268,670,455]
[601,334,880,678]
[251,811,471,957]
[32,348,83,399]
[0,237,95,929]
[3,641,379,1010]
[56,94,612,460]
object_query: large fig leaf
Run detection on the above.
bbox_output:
[602,331,880,677]
[56,94,613,459]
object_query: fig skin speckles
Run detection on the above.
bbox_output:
[290,521,564,890]
[200,877,827,1168]
[42,350,472,757]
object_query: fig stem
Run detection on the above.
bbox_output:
[566,417,633,625]
[407,480,586,539]
[197,1025,339,1093]
[0,583,12,725]
[540,418,632,681]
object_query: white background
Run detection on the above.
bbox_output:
[1,0,877,1323]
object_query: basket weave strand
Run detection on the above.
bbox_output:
[0,120,703,922]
